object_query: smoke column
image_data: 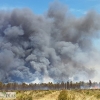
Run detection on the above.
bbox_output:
[0,1,100,83]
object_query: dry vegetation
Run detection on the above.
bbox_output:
[16,90,59,100]
[1,89,100,100]
[58,89,100,100]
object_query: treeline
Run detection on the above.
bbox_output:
[0,80,100,90]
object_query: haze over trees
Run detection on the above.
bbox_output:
[0,80,100,90]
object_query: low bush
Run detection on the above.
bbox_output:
[96,94,100,99]
[58,90,68,100]
[58,90,75,100]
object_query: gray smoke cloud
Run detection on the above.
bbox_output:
[0,1,100,83]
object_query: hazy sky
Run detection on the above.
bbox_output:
[0,0,100,17]
[0,0,100,83]
[0,0,100,49]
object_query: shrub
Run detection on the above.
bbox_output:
[17,94,32,100]
[96,94,100,99]
[58,90,76,100]
[58,90,69,100]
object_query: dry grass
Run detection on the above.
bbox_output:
[1,89,100,100]
[58,89,100,100]
[16,90,60,100]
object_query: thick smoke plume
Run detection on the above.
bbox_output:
[0,1,100,83]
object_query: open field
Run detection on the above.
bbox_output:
[1,89,100,100]
[16,90,60,100]
[58,89,100,100]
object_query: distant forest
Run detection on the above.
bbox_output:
[0,80,100,90]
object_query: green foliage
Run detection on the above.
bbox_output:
[96,94,100,99]
[17,91,32,100]
[86,91,90,95]
[58,90,75,100]
[17,94,32,100]
[44,90,52,95]
[14,89,100,100]
[16,90,55,100]
[58,90,68,100]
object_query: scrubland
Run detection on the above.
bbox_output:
[1,89,100,100]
